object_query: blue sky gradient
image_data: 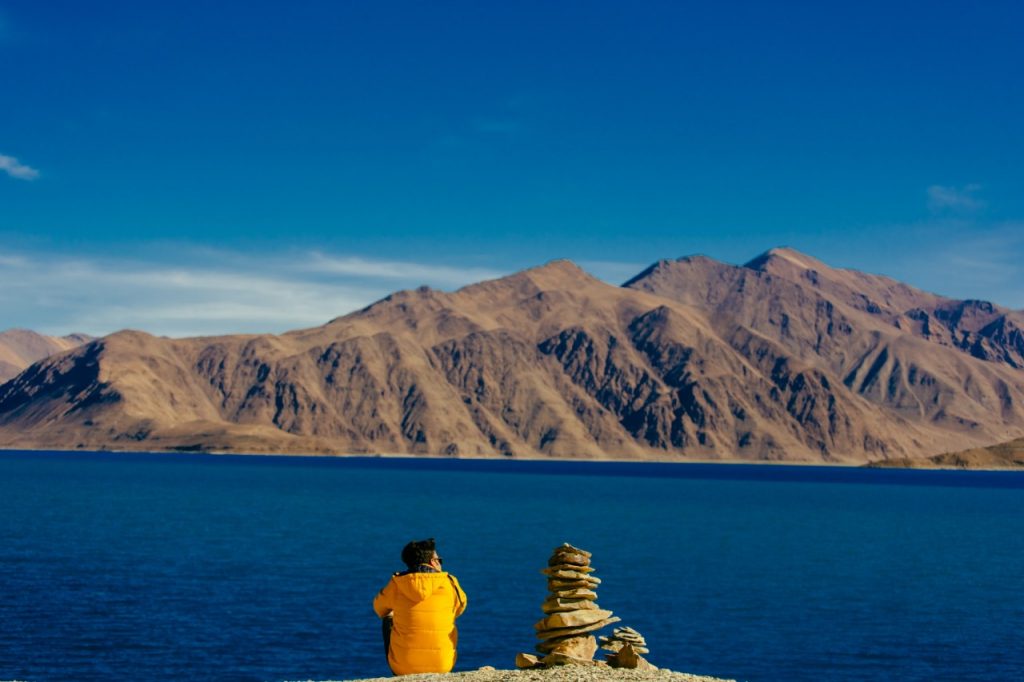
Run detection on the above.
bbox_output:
[1,1,1022,336]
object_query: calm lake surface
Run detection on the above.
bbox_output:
[0,451,1022,682]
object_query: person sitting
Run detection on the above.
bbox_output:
[373,538,468,675]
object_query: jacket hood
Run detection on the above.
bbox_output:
[395,571,451,603]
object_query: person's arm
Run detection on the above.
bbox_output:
[449,575,467,618]
[373,578,396,618]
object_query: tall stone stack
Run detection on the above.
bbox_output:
[517,543,621,667]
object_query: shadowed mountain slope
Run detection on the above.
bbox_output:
[745,248,1024,367]
[2,253,1023,465]
[625,249,1024,443]
[0,329,93,383]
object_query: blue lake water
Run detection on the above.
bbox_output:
[1,451,1022,682]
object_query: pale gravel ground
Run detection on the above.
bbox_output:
[314,666,734,682]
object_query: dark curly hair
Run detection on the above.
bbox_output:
[401,538,437,570]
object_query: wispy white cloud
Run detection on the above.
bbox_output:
[855,218,1024,309]
[0,247,511,338]
[939,221,1024,282]
[0,153,40,180]
[304,252,502,286]
[927,183,984,213]
[880,185,1024,307]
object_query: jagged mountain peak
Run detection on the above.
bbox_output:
[330,260,595,326]
[499,258,593,286]
[670,253,722,266]
[745,246,931,296]
[744,246,831,273]
[0,328,94,344]
[621,259,670,288]
[451,259,603,302]
[527,257,586,274]
[740,247,959,318]
[623,254,731,288]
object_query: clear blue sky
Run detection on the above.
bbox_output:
[1,1,1022,336]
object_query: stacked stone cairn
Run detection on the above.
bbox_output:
[515,543,620,668]
[600,626,655,669]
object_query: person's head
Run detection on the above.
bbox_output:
[401,538,442,571]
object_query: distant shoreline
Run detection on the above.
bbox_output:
[2,445,1023,472]
[340,667,734,682]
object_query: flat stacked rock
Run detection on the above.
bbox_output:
[600,626,649,654]
[517,543,620,668]
[602,626,655,670]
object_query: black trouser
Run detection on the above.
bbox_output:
[382,614,393,659]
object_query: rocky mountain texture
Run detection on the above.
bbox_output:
[0,329,93,383]
[623,248,1024,463]
[868,436,1024,469]
[1,249,1023,465]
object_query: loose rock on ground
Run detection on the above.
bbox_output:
[334,667,733,682]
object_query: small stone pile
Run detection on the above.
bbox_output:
[601,626,655,669]
[599,626,648,655]
[516,543,620,668]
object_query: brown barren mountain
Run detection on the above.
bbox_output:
[1,250,1023,465]
[867,437,1024,469]
[0,329,93,383]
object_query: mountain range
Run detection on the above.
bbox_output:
[0,329,92,383]
[1,248,1022,466]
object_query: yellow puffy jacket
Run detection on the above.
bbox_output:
[373,570,468,675]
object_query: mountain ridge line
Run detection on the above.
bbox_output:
[2,247,1022,466]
